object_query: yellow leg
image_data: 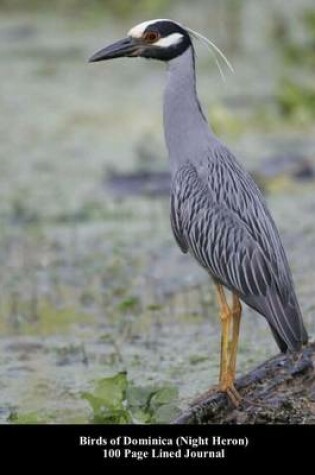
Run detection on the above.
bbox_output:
[214,284,242,406]
[215,284,230,385]
[229,293,242,380]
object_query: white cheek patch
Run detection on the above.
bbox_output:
[154,33,184,48]
[128,19,170,38]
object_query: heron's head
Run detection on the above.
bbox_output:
[89,19,192,63]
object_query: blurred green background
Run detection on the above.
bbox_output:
[0,0,314,423]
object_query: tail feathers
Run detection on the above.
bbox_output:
[265,292,308,352]
[268,323,288,353]
[246,290,308,353]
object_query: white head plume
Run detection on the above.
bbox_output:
[128,19,234,80]
[184,25,234,81]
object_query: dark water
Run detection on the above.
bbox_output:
[0,5,314,422]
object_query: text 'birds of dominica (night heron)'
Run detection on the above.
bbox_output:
[89,19,308,405]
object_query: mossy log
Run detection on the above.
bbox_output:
[173,342,315,424]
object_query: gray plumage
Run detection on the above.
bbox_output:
[166,47,308,352]
[89,19,308,354]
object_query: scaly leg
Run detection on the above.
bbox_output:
[229,292,242,380]
[226,293,242,405]
[215,283,230,385]
[214,284,241,406]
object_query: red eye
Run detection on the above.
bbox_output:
[143,31,159,43]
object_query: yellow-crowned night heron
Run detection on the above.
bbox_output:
[89,19,308,404]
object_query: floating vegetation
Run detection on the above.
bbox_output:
[0,4,314,424]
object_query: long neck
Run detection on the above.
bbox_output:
[163,46,214,172]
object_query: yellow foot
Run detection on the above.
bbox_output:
[220,382,242,407]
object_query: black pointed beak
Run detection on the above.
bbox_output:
[88,37,140,63]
